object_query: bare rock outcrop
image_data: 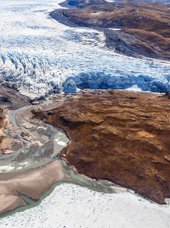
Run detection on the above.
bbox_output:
[50,0,170,59]
[0,109,6,147]
[33,90,170,204]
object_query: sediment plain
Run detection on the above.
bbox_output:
[0,87,74,215]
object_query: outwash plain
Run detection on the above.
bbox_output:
[0,0,170,227]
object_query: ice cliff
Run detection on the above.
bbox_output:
[0,0,170,99]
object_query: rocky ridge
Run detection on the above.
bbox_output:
[33,89,170,204]
[50,0,170,59]
[0,86,31,155]
[0,109,5,146]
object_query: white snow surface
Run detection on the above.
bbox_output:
[126,84,142,92]
[0,164,15,172]
[56,140,67,146]
[0,183,170,228]
[0,0,170,99]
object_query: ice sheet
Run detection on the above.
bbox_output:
[0,183,170,228]
[0,0,169,99]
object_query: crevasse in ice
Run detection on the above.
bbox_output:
[0,0,170,99]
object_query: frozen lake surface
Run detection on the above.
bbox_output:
[0,0,170,99]
[0,183,170,228]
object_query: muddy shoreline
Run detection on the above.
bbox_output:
[0,86,126,216]
[0,87,72,215]
[0,86,170,216]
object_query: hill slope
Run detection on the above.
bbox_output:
[50,0,170,59]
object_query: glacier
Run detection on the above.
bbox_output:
[0,0,170,99]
